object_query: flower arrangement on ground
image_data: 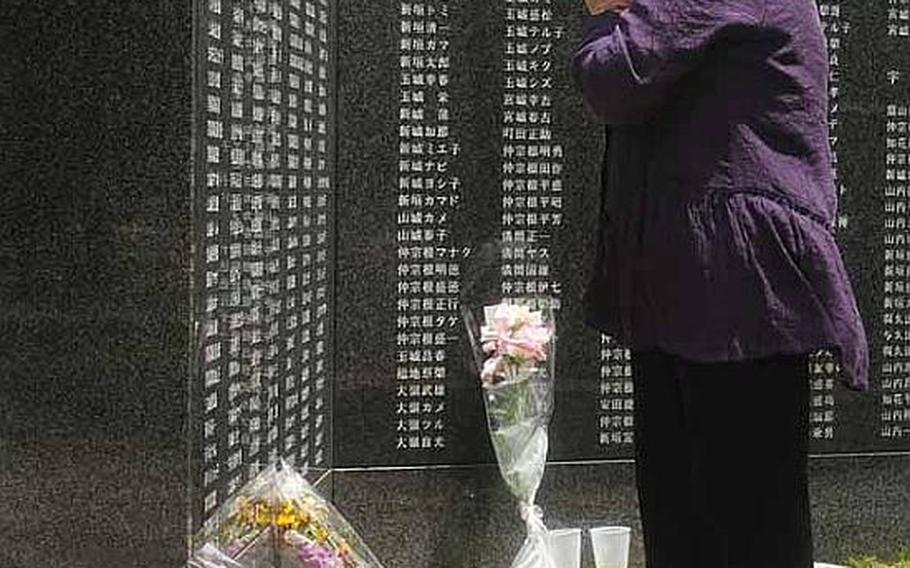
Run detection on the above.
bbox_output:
[188,461,385,568]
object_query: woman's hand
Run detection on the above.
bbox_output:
[583,0,633,15]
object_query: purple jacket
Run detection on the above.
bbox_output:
[571,0,868,390]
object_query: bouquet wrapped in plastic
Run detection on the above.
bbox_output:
[188,460,385,568]
[464,299,559,568]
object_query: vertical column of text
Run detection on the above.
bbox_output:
[283,0,332,471]
[501,0,564,312]
[807,0,850,442]
[880,0,910,440]
[598,336,633,449]
[395,0,458,453]
[199,0,235,529]
[194,0,334,531]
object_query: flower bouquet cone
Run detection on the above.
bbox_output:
[463,298,559,568]
[188,460,385,568]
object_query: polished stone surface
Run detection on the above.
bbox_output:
[1,439,906,567]
[3,1,192,443]
[4,1,909,567]
[0,435,186,567]
[3,2,192,566]
[332,456,910,568]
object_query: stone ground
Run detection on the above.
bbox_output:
[0,433,186,567]
[1,435,907,568]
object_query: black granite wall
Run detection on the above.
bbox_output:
[187,0,338,539]
[333,0,910,471]
[2,1,192,440]
[2,2,191,565]
[3,0,909,567]
[330,0,910,566]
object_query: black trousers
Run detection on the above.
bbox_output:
[632,350,813,568]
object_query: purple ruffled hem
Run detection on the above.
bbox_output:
[583,190,869,391]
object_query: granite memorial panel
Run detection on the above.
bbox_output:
[7,0,907,565]
[333,0,910,467]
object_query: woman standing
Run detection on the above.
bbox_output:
[571,0,869,566]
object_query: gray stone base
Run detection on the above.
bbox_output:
[331,455,910,568]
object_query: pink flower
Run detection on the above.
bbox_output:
[296,541,345,568]
[516,323,552,345]
[501,337,547,361]
[478,303,554,387]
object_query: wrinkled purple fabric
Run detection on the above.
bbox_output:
[571,0,868,390]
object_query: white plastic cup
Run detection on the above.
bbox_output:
[589,526,631,568]
[547,528,582,568]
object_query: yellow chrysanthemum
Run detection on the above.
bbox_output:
[313,526,330,543]
[254,503,272,528]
